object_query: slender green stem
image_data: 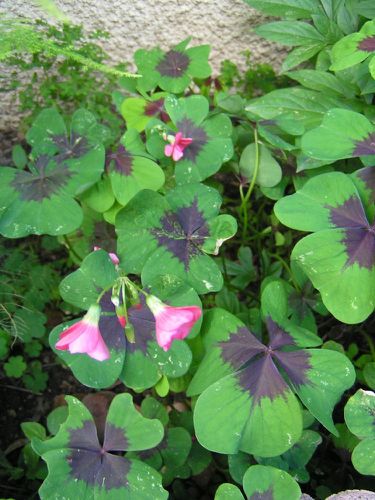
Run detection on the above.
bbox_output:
[362,331,375,360]
[62,235,83,263]
[121,282,129,324]
[240,127,260,242]
[124,277,149,298]
[269,252,301,292]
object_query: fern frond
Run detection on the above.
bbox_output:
[0,16,139,79]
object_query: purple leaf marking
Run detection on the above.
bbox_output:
[156,50,190,78]
[353,131,375,156]
[67,420,130,490]
[11,156,72,201]
[176,119,208,162]
[53,132,89,163]
[328,196,375,269]
[358,36,375,52]
[145,98,169,123]
[152,198,209,269]
[106,145,133,176]
[219,318,311,401]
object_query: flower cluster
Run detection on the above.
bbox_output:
[55,252,201,361]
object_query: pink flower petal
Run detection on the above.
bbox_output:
[87,335,110,361]
[146,296,201,351]
[179,137,193,147]
[55,321,84,349]
[165,144,174,157]
[68,324,100,354]
[172,146,184,161]
[108,252,120,266]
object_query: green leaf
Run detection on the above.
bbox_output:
[141,397,169,426]
[256,21,324,46]
[281,44,323,72]
[364,362,375,390]
[80,176,115,213]
[355,0,375,19]
[12,308,46,342]
[23,361,49,392]
[190,298,354,456]
[116,184,236,294]
[12,144,27,169]
[32,394,168,498]
[246,88,352,132]
[301,108,375,161]
[331,19,375,71]
[344,389,375,476]
[107,130,165,206]
[243,0,322,19]
[345,389,375,440]
[239,143,282,187]
[147,95,233,184]
[121,93,169,132]
[53,250,124,388]
[286,70,355,98]
[135,41,211,94]
[59,249,118,309]
[243,465,301,500]
[4,355,27,378]
[224,246,256,290]
[275,171,375,323]
[47,406,69,435]
[214,483,244,500]
[228,452,253,484]
[0,108,107,237]
[21,422,47,441]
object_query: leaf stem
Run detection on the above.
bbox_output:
[62,235,83,263]
[240,127,260,242]
[121,283,129,324]
[269,252,301,293]
[361,331,375,360]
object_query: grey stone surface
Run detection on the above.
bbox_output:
[0,0,284,131]
[327,490,375,500]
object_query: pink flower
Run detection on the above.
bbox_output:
[146,295,201,351]
[164,132,193,161]
[93,246,120,266]
[55,304,110,361]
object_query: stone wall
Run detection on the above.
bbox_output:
[0,0,283,131]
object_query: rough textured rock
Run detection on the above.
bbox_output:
[327,491,375,500]
[0,0,284,131]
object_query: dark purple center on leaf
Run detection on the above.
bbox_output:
[353,131,375,156]
[99,293,127,351]
[358,36,375,52]
[99,293,155,355]
[156,50,190,78]
[106,145,133,176]
[151,198,209,270]
[11,156,72,201]
[176,119,208,162]
[67,420,130,490]
[357,167,375,203]
[249,487,274,500]
[53,132,89,163]
[145,98,170,123]
[127,300,155,354]
[219,318,311,402]
[328,196,375,269]
[288,282,317,322]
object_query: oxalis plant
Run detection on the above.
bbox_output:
[0,2,374,496]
